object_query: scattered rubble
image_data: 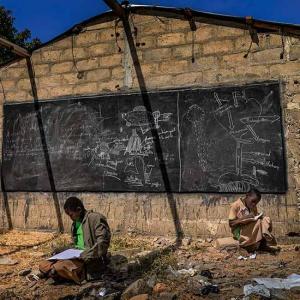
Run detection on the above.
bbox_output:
[0,231,300,299]
[121,279,152,300]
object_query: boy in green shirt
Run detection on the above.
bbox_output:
[39,197,111,283]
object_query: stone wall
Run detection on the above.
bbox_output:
[0,14,299,237]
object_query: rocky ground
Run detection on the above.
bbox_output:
[0,230,299,300]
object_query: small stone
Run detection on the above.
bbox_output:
[18,268,32,276]
[153,282,168,294]
[206,238,213,243]
[121,279,151,300]
[213,237,239,250]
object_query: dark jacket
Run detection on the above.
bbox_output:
[71,210,111,280]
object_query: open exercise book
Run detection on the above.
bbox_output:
[47,249,83,260]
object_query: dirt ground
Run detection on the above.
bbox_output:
[0,230,299,300]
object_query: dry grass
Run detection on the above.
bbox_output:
[146,251,177,277]
[110,234,152,252]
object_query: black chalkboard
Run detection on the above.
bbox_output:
[2,81,286,193]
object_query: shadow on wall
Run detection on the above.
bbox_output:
[119,12,184,245]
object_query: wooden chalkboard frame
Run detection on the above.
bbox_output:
[1,80,287,193]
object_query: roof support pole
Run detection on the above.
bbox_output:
[0,37,30,58]
[0,36,29,230]
[103,0,184,243]
[0,176,13,230]
[25,58,64,233]
[0,36,64,232]
[245,16,259,45]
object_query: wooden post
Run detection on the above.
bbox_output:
[0,37,64,232]
[0,37,30,58]
[0,36,30,230]
[25,58,64,233]
[103,0,184,243]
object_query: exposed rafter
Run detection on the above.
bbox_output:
[0,36,30,58]
[103,0,125,18]
[1,4,300,68]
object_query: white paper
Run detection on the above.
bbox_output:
[47,249,83,261]
[254,212,264,220]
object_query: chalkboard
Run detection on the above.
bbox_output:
[2,81,286,193]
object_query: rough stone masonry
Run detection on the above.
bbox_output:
[0,12,299,237]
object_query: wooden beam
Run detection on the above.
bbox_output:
[0,36,30,58]
[103,0,125,18]
[102,0,184,243]
[26,57,64,233]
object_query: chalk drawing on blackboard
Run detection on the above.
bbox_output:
[124,156,141,174]
[124,175,143,186]
[122,106,172,134]
[103,170,120,181]
[125,129,143,155]
[2,82,284,192]
[213,90,280,192]
[184,104,208,172]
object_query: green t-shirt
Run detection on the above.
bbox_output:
[232,226,241,240]
[74,221,85,250]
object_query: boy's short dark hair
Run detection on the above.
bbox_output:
[246,188,261,200]
[64,197,85,212]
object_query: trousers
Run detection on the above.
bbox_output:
[39,259,85,284]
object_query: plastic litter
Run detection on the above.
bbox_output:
[243,284,271,298]
[98,287,107,297]
[167,266,198,278]
[177,268,198,277]
[238,253,256,260]
[243,273,300,300]
[26,274,40,282]
[201,284,219,295]
[253,273,300,290]
[200,269,213,279]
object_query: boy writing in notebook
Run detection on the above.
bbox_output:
[229,188,277,252]
[39,197,111,283]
